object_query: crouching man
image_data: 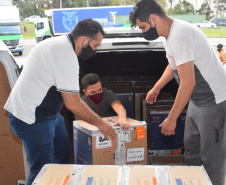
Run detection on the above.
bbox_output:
[80,73,130,131]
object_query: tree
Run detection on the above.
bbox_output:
[89,0,111,6]
[196,2,214,20]
[109,0,138,6]
[168,0,174,15]
[173,0,195,14]
[36,0,51,17]
[157,0,167,12]
[213,0,226,17]
[17,0,39,19]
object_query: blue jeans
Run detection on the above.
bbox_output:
[9,112,70,185]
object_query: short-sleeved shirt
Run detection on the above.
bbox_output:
[81,88,118,117]
[217,50,226,64]
[4,35,80,124]
[163,19,226,107]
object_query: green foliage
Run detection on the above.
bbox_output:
[196,2,214,21]
[89,0,111,6]
[156,0,167,12]
[109,0,138,6]
[173,0,195,14]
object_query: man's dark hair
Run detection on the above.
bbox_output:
[217,44,223,49]
[129,0,166,28]
[82,73,101,90]
[71,18,105,40]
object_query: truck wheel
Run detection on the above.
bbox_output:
[43,36,51,40]
[19,51,23,55]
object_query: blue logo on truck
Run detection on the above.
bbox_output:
[62,11,78,31]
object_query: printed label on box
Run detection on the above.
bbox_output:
[127,148,144,162]
[117,130,131,142]
[134,126,145,140]
[176,178,201,185]
[96,135,112,149]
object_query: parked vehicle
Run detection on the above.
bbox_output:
[193,21,216,28]
[35,6,133,43]
[0,39,28,185]
[0,6,24,55]
[210,17,226,26]
[25,15,41,22]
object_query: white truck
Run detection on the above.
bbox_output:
[0,6,24,55]
[35,6,134,43]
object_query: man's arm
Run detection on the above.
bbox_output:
[61,92,117,140]
[111,100,130,130]
[146,64,174,104]
[159,61,196,136]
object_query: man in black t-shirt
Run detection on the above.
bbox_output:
[81,73,130,130]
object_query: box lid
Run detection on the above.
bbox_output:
[73,117,146,136]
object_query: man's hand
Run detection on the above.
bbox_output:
[146,87,160,104]
[159,117,177,136]
[98,118,117,141]
[113,118,131,131]
[61,92,117,141]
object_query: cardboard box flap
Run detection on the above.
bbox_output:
[124,165,157,185]
[73,117,146,133]
[78,165,121,185]
[34,164,74,185]
[168,166,212,185]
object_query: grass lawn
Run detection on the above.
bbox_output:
[201,28,226,37]
[21,22,35,39]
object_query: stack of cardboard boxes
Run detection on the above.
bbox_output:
[102,76,157,119]
[33,164,212,185]
[138,91,186,165]
[76,75,187,166]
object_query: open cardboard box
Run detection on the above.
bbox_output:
[73,116,147,165]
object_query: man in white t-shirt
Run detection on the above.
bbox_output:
[129,0,226,184]
[4,19,117,185]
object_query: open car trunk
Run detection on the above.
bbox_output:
[63,38,182,163]
[80,49,178,98]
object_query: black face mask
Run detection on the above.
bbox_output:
[79,44,96,60]
[142,25,159,41]
[217,48,221,52]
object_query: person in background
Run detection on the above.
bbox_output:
[129,0,226,184]
[217,43,226,66]
[80,73,130,131]
[4,19,117,185]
